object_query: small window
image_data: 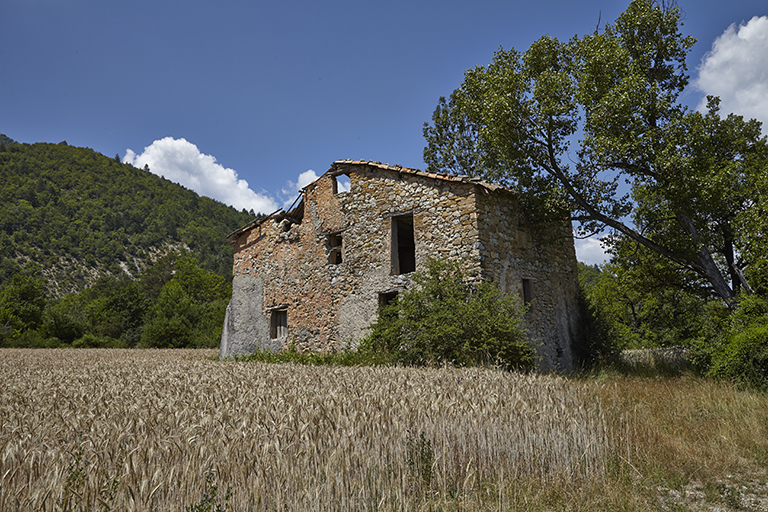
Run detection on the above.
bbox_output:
[327,233,343,264]
[332,173,350,194]
[270,309,287,339]
[378,292,399,319]
[522,278,534,304]
[391,213,416,275]
[379,291,398,309]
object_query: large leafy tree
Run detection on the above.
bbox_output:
[423,0,768,305]
[141,256,229,348]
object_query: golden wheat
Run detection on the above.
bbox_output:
[0,349,612,511]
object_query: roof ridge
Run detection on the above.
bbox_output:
[331,159,509,192]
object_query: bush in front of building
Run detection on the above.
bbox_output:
[360,258,535,370]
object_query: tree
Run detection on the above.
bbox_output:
[140,256,229,348]
[0,274,46,344]
[423,0,768,306]
[361,259,535,369]
[581,242,712,348]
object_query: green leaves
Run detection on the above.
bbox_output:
[0,274,46,342]
[140,256,229,349]
[423,0,768,304]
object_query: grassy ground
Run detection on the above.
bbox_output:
[0,349,766,511]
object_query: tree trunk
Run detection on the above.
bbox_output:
[677,214,737,306]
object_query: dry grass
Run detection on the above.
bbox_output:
[597,374,768,510]
[0,349,766,511]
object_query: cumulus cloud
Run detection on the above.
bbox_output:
[695,16,768,131]
[574,236,608,266]
[281,169,322,208]
[124,137,278,214]
[282,170,319,196]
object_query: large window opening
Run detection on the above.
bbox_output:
[391,213,416,275]
[270,309,288,340]
[327,233,343,264]
[522,278,534,305]
[332,173,351,194]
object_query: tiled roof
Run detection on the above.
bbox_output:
[330,159,511,193]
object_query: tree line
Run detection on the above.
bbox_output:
[0,252,228,348]
[0,138,255,293]
[0,137,258,349]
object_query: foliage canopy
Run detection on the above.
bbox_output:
[423,0,768,305]
[0,139,255,294]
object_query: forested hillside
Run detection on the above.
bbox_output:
[0,135,260,349]
[0,136,255,294]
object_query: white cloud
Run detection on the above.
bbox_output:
[335,174,350,193]
[574,236,608,266]
[695,16,768,132]
[281,169,320,208]
[123,137,278,214]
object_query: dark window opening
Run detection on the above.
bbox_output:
[327,233,343,264]
[391,214,416,275]
[332,173,351,194]
[379,291,399,309]
[522,278,534,305]
[378,292,399,319]
[270,309,287,339]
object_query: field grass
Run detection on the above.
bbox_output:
[1,349,766,511]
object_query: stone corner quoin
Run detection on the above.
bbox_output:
[219,160,580,372]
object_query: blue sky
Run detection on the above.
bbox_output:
[3,0,767,264]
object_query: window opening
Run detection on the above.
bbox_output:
[391,213,416,275]
[332,173,351,194]
[522,278,534,305]
[379,291,399,309]
[327,233,343,264]
[270,309,288,339]
[378,292,399,319]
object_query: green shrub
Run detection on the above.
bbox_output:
[705,295,768,391]
[359,258,535,369]
[689,295,768,391]
[72,333,126,349]
[708,323,768,391]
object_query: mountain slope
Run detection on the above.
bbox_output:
[0,138,256,295]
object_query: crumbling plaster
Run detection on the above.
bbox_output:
[220,160,580,371]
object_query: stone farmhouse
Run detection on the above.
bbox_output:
[220,160,581,371]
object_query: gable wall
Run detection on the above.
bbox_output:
[476,191,579,370]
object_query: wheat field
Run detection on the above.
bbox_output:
[0,349,619,511]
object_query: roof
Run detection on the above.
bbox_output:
[227,159,513,242]
[329,159,511,193]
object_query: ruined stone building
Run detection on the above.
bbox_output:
[220,160,581,370]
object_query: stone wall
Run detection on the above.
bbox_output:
[220,160,580,370]
[476,191,579,371]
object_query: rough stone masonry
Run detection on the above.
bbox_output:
[220,160,581,371]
